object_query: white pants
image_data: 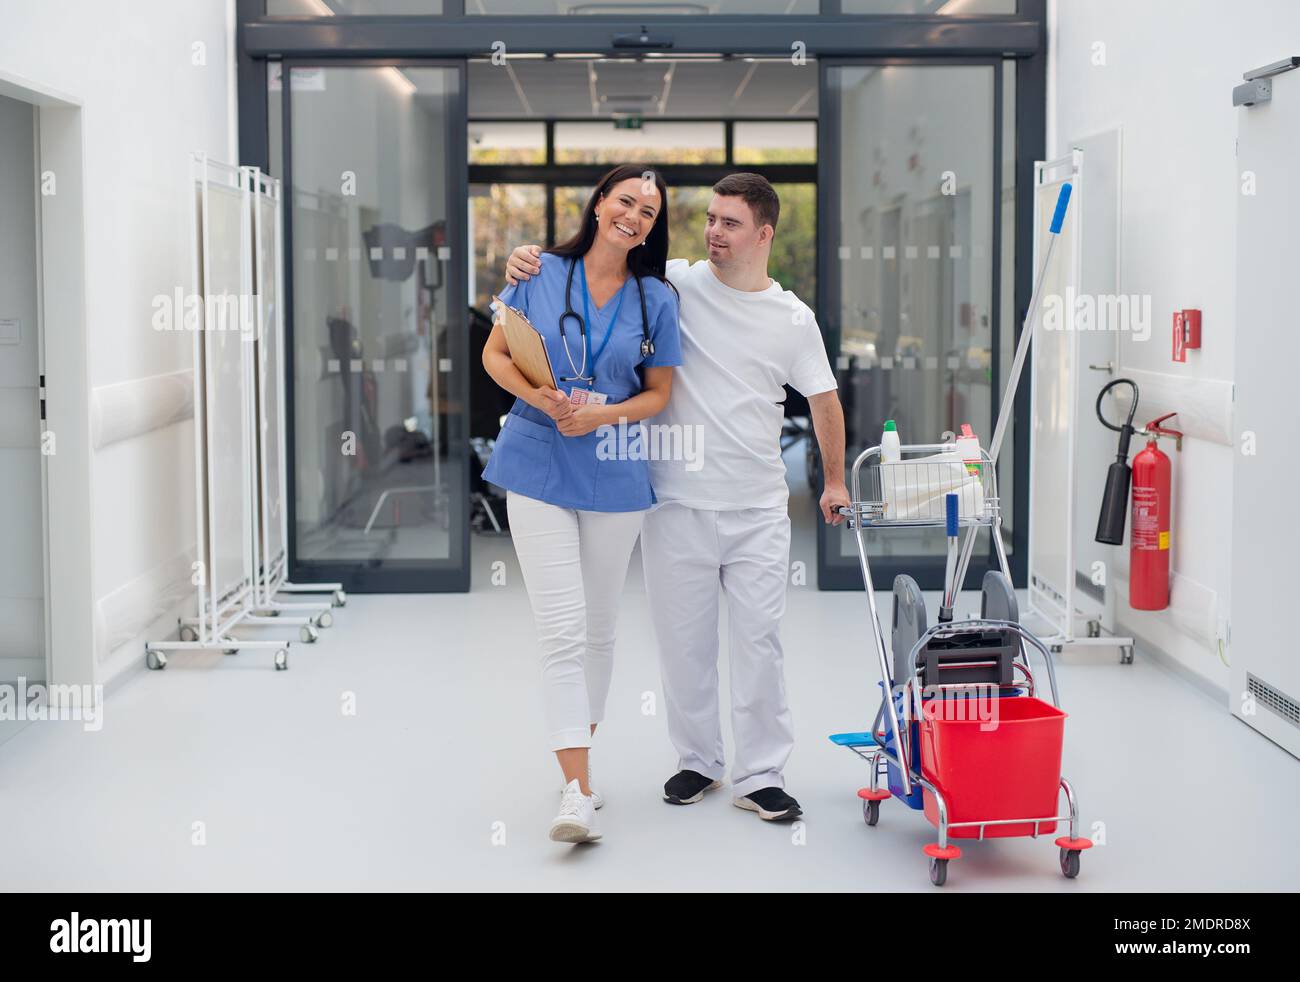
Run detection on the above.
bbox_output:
[507,491,645,752]
[641,503,794,798]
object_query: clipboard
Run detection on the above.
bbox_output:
[492,295,557,390]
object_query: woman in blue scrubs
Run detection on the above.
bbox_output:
[481,165,682,843]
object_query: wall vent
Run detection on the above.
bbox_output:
[1247,673,1300,728]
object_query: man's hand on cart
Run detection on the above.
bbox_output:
[505,244,543,285]
[821,482,850,525]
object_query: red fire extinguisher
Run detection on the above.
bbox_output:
[1130,413,1182,611]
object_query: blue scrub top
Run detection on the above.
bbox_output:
[483,252,683,512]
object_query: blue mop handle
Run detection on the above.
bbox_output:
[940,493,960,621]
[987,179,1074,467]
[1050,182,1073,234]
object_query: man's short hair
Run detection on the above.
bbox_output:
[712,172,780,232]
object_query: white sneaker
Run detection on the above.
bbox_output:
[559,761,603,809]
[549,779,602,843]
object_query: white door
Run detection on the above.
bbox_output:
[0,93,47,684]
[1231,64,1300,757]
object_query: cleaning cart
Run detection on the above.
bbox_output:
[829,449,1092,886]
[827,183,1092,886]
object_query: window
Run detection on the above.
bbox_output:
[734,121,817,164]
[469,121,546,164]
[554,121,726,164]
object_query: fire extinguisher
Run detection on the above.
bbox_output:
[1095,379,1140,545]
[1129,413,1182,611]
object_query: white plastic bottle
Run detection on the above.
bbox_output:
[881,419,901,463]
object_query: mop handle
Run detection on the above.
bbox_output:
[1050,182,1073,235]
[951,182,1072,602]
[986,181,1072,466]
[940,494,960,621]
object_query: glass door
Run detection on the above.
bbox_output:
[818,60,1011,591]
[280,62,469,592]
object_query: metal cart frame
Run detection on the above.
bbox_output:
[836,443,1093,885]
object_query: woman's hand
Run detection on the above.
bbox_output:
[556,405,607,438]
[505,245,543,286]
[530,386,574,422]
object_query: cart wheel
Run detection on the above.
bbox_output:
[1120,645,1134,665]
[179,625,197,643]
[145,649,166,671]
[300,624,318,644]
[317,610,333,629]
[863,799,880,826]
[223,647,239,655]
[334,589,347,607]
[929,858,948,887]
[274,649,289,671]
[267,609,281,617]
[1060,848,1081,878]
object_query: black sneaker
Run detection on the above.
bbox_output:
[733,787,802,821]
[663,769,722,805]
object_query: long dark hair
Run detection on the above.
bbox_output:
[548,165,674,288]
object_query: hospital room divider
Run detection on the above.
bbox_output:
[145,155,344,672]
[1024,149,1133,663]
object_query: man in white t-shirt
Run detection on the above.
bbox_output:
[505,173,848,822]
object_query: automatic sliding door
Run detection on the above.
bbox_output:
[282,63,468,592]
[818,61,1005,590]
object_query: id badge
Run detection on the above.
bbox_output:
[569,387,609,407]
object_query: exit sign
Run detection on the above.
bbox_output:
[614,116,643,130]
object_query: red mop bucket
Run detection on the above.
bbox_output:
[919,695,1066,838]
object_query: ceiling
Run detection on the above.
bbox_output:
[467,56,818,118]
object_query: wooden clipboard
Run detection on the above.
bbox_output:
[493,295,557,390]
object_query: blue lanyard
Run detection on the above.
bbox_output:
[578,258,626,381]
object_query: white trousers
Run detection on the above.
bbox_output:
[641,503,794,798]
[507,491,645,752]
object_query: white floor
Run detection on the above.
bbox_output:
[2,460,1297,892]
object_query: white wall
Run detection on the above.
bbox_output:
[1049,0,1293,696]
[0,0,234,686]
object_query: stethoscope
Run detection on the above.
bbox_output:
[558,257,654,387]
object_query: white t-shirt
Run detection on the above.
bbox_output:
[648,258,837,511]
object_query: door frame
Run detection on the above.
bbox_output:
[241,12,1043,60]
[236,0,1046,592]
[279,57,471,592]
[0,70,95,686]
